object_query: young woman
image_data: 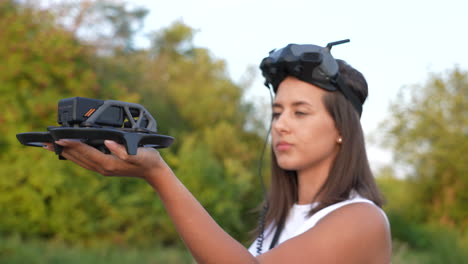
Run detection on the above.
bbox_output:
[45,41,392,263]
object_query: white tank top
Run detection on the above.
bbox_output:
[248,193,388,256]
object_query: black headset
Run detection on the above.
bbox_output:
[259,39,362,117]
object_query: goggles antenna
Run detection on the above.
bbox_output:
[326,39,350,50]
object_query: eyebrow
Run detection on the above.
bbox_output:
[272,101,313,108]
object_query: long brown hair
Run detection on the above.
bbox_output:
[260,59,384,237]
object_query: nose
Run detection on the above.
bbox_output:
[272,112,290,134]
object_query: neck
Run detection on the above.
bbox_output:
[296,159,334,205]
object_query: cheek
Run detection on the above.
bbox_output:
[302,117,338,142]
[298,120,339,154]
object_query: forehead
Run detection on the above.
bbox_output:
[274,77,327,105]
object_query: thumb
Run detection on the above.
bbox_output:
[104,140,129,160]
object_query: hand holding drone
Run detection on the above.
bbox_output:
[17,97,174,159]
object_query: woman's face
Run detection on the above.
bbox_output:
[272,76,340,172]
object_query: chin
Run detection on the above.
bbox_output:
[276,159,300,171]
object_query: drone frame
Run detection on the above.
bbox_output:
[17,98,174,158]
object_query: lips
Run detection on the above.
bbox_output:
[275,141,293,151]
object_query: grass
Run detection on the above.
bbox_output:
[392,241,433,264]
[0,235,194,264]
[391,239,468,264]
[1,235,467,263]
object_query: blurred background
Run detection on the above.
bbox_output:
[0,0,466,263]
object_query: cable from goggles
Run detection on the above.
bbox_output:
[259,39,363,117]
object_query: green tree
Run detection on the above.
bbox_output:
[380,67,468,230]
[0,0,141,243]
[142,21,266,244]
[40,0,149,52]
[1,0,266,247]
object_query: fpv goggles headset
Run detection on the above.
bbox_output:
[260,39,363,116]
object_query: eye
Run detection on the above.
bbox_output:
[295,111,307,116]
[272,112,281,119]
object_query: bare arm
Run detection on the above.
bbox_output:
[46,140,391,264]
[49,140,257,264]
[144,160,256,263]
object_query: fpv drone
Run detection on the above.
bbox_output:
[17,97,174,159]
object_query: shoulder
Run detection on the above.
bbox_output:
[312,202,391,263]
[257,202,391,264]
[318,200,389,230]
[317,201,390,240]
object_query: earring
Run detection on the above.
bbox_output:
[337,137,343,144]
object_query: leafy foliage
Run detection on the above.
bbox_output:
[380,67,468,230]
[0,0,265,247]
[376,67,468,262]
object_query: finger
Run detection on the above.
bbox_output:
[103,140,145,167]
[43,143,54,152]
[58,141,103,169]
[56,140,117,173]
[104,140,130,161]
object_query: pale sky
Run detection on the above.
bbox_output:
[132,0,468,170]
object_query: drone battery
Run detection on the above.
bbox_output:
[57,97,124,127]
[58,97,104,126]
